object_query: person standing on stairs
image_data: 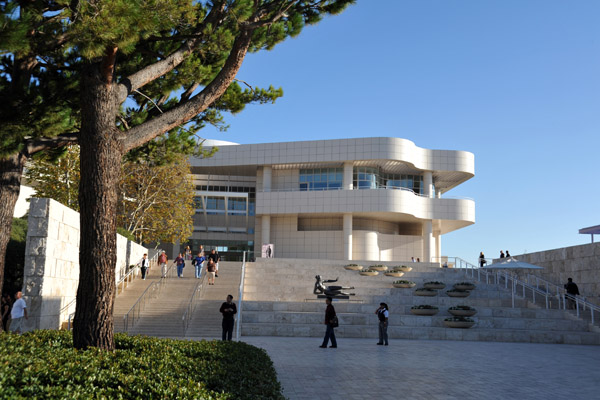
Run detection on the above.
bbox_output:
[192,251,206,279]
[319,296,337,348]
[219,294,237,341]
[158,251,168,278]
[208,249,220,278]
[206,258,217,285]
[140,253,149,280]
[175,253,185,278]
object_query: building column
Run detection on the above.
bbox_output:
[261,215,271,246]
[343,213,352,261]
[263,166,272,192]
[423,220,433,263]
[436,188,442,198]
[423,171,433,198]
[434,230,441,264]
[343,162,353,190]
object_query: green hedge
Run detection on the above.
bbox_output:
[0,330,284,399]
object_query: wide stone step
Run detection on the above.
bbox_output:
[241,323,600,345]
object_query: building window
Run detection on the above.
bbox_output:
[353,167,423,194]
[299,168,343,191]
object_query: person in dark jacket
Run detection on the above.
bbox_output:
[319,297,337,348]
[219,294,237,341]
[375,303,389,346]
[564,278,580,309]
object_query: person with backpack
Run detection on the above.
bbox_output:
[375,302,389,346]
[175,253,185,278]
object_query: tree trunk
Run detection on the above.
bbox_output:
[73,63,122,350]
[0,153,26,295]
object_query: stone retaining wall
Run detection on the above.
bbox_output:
[514,242,600,303]
[22,198,147,330]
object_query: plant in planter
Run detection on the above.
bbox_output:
[369,264,388,271]
[443,316,475,328]
[453,282,476,291]
[423,281,446,290]
[384,270,405,277]
[414,287,438,297]
[446,289,471,298]
[344,263,364,271]
[410,305,439,316]
[392,280,416,288]
[448,305,477,317]
[393,265,412,272]
[359,269,379,276]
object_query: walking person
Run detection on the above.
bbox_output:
[564,278,580,309]
[499,250,505,259]
[208,249,220,278]
[375,303,389,346]
[219,294,237,341]
[9,291,28,334]
[175,253,185,278]
[206,258,217,285]
[319,296,337,348]
[140,253,150,280]
[185,245,192,260]
[505,250,511,258]
[192,251,206,279]
[158,251,168,278]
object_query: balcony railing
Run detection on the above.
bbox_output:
[260,186,473,201]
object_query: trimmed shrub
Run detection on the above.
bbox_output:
[0,330,284,399]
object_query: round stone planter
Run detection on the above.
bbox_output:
[414,289,437,297]
[448,309,477,317]
[444,320,475,329]
[344,265,363,271]
[454,283,476,291]
[385,272,405,278]
[359,271,379,276]
[424,283,446,290]
[370,265,388,272]
[393,266,412,272]
[410,308,439,316]
[393,283,416,288]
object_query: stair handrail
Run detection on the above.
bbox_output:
[235,251,247,341]
[524,273,592,309]
[446,256,598,324]
[122,263,175,331]
[181,267,207,335]
[116,249,161,293]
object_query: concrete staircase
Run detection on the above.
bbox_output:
[185,261,242,339]
[112,260,243,339]
[240,258,600,345]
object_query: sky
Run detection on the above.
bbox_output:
[202,0,600,265]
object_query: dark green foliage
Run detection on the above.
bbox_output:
[0,330,285,399]
[2,217,27,295]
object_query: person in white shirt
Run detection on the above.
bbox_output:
[140,253,150,280]
[10,291,28,334]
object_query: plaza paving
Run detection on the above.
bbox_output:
[243,336,600,400]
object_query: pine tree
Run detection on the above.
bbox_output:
[0,0,354,349]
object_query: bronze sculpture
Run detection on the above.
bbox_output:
[314,275,355,297]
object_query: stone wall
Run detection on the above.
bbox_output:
[514,242,600,303]
[22,198,147,331]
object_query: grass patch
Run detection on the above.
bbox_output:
[0,330,284,399]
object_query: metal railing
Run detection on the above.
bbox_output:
[122,263,176,331]
[181,268,208,335]
[260,187,473,200]
[442,256,599,325]
[235,251,247,341]
[117,250,160,292]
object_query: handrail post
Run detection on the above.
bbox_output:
[236,251,247,341]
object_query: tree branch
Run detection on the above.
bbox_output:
[116,0,227,103]
[25,133,79,156]
[121,27,254,152]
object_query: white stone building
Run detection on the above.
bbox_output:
[182,137,475,263]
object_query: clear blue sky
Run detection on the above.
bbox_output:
[204,0,599,264]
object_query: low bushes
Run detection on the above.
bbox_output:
[0,330,284,399]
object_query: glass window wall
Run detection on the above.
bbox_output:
[299,168,343,191]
